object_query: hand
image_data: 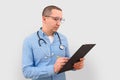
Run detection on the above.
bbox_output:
[54,57,69,73]
[73,58,85,70]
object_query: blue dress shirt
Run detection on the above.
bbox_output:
[22,29,70,80]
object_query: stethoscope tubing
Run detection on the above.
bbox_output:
[37,30,64,50]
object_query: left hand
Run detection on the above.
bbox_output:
[73,58,85,70]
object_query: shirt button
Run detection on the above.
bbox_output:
[51,53,54,56]
[44,56,48,59]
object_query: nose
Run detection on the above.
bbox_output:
[56,20,61,26]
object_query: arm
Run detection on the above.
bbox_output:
[22,39,55,79]
[22,65,54,79]
[65,38,70,58]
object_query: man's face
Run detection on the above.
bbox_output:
[43,9,63,32]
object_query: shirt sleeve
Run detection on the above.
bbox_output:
[65,37,70,58]
[22,38,55,79]
[65,46,70,58]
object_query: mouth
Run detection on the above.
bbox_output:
[55,27,58,29]
[53,27,59,32]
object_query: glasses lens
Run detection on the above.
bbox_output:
[61,18,65,23]
[46,16,65,23]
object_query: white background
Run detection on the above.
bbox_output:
[0,0,120,80]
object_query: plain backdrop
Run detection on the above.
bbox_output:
[0,0,120,80]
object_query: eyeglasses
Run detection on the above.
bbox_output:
[45,16,65,23]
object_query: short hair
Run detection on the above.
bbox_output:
[42,5,62,16]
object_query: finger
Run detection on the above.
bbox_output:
[80,58,85,61]
[73,64,83,70]
[78,61,84,66]
[74,62,84,67]
[61,57,69,61]
[75,61,82,65]
[58,58,69,63]
[60,62,66,66]
[73,65,81,69]
[57,57,69,61]
[74,63,80,67]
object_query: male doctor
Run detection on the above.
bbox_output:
[22,5,84,80]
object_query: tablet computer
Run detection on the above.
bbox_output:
[58,44,96,74]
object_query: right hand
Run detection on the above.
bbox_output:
[54,57,69,73]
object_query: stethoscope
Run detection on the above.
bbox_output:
[37,30,65,50]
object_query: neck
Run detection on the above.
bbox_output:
[42,26,54,36]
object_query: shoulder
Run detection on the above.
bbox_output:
[23,32,37,44]
[57,32,68,43]
[57,32,69,47]
[57,32,67,40]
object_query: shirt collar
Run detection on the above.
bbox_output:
[38,28,46,37]
[38,27,57,37]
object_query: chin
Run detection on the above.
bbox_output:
[53,29,58,32]
[53,30,57,32]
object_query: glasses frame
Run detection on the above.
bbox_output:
[45,16,65,23]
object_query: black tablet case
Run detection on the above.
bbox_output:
[58,44,96,74]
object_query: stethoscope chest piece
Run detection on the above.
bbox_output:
[59,45,64,50]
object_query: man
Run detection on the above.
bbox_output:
[22,5,84,80]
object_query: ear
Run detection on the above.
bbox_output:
[42,16,46,23]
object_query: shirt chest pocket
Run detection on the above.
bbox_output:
[53,45,66,57]
[33,45,51,63]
